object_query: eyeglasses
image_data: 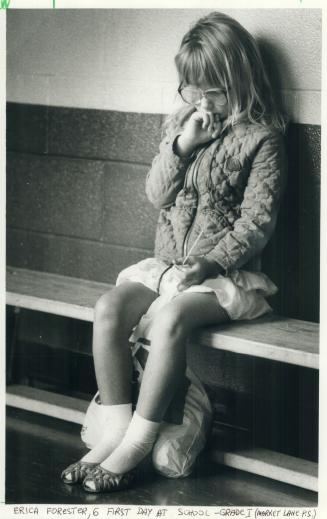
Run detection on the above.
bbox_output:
[178,84,227,106]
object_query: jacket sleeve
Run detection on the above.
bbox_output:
[205,131,287,273]
[145,130,195,210]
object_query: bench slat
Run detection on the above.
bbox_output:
[194,315,319,369]
[6,384,88,424]
[6,266,113,321]
[211,447,318,492]
[6,266,319,368]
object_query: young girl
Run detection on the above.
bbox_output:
[61,11,286,493]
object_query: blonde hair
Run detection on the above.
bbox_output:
[169,12,286,133]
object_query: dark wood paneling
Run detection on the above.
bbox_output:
[262,125,321,322]
[6,102,163,164]
[48,106,163,164]
[253,359,318,462]
[6,103,48,155]
[187,342,253,394]
[7,152,104,240]
[6,228,150,284]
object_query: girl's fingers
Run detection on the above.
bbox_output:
[201,110,218,133]
[209,111,215,132]
[173,257,191,267]
[201,111,209,130]
[211,124,221,138]
[202,111,214,131]
[211,116,222,138]
[188,109,221,141]
[178,272,200,291]
[176,259,205,290]
[180,264,198,280]
[191,110,204,123]
[173,259,186,271]
[193,108,209,130]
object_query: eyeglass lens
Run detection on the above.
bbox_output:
[180,87,227,105]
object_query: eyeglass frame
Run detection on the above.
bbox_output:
[177,83,228,106]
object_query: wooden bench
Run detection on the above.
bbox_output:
[6,266,319,492]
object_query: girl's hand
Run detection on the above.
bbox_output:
[174,256,223,291]
[175,108,222,157]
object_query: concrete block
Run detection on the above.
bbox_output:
[48,107,162,164]
[7,229,151,284]
[7,153,104,241]
[6,103,48,155]
[102,162,158,249]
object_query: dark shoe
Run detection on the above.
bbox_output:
[83,465,137,493]
[61,460,97,485]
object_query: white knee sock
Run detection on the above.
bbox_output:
[100,411,160,474]
[81,403,132,464]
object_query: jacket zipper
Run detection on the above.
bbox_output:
[182,147,207,258]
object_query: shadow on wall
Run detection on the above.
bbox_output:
[258,37,297,121]
[258,40,320,324]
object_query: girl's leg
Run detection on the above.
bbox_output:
[95,292,228,478]
[136,292,228,422]
[62,282,157,481]
[92,281,157,405]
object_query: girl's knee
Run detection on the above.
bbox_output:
[94,282,154,329]
[94,289,124,326]
[151,303,189,344]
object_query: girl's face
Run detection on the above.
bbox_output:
[181,81,229,120]
[196,82,229,120]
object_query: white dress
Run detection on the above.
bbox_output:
[116,257,277,322]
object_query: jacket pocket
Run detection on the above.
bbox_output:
[224,156,243,173]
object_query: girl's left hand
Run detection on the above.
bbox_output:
[174,256,223,291]
[176,109,222,157]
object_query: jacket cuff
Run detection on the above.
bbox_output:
[172,135,197,162]
[205,250,231,277]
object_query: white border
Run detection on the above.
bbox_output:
[1,2,326,518]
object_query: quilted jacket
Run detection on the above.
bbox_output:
[145,120,287,275]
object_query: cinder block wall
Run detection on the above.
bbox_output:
[6,9,320,459]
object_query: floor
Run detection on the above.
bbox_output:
[6,407,318,507]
